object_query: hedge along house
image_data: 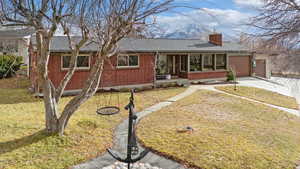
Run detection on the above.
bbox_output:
[29,33,253,95]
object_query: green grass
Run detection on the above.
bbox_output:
[0,77,185,169]
[216,86,299,110]
[137,90,300,169]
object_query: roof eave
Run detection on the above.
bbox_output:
[47,49,252,54]
[119,49,252,54]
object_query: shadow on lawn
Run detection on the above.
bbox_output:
[0,129,51,155]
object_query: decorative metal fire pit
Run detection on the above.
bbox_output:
[102,89,149,169]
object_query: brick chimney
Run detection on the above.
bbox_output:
[209,33,222,46]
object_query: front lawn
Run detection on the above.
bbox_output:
[216,86,299,110]
[137,90,300,169]
[0,77,185,169]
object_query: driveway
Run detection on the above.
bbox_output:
[235,77,300,111]
[270,77,300,103]
[238,77,293,97]
[198,77,300,115]
[197,77,300,116]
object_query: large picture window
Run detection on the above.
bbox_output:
[216,54,226,69]
[189,53,227,72]
[190,54,202,72]
[203,54,214,70]
[117,55,139,67]
[62,55,90,69]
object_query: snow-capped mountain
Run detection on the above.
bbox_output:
[163,23,210,40]
[150,23,238,41]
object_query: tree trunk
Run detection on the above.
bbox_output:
[36,32,59,133]
[57,56,105,135]
[43,80,59,133]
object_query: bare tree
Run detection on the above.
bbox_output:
[250,0,300,48]
[0,0,173,135]
[249,0,300,113]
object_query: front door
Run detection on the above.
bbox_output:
[167,55,188,78]
[167,55,180,76]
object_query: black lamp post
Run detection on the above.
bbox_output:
[107,89,149,169]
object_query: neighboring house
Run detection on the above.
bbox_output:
[29,33,254,94]
[0,28,34,65]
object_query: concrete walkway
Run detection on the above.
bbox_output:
[72,78,300,169]
[72,86,199,169]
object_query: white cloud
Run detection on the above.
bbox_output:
[235,0,300,7]
[233,0,264,8]
[155,8,253,37]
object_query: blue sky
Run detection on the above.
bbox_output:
[155,0,263,38]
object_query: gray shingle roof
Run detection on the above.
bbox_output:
[119,38,250,53]
[0,28,34,38]
[32,36,251,53]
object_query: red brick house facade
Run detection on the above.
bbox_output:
[29,34,253,94]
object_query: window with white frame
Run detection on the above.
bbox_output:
[216,54,226,69]
[189,53,227,71]
[117,55,139,67]
[203,54,214,70]
[62,55,90,69]
[190,54,202,72]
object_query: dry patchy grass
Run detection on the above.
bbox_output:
[216,86,299,110]
[137,90,300,169]
[0,76,30,89]
[0,77,185,169]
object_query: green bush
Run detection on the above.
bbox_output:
[0,55,23,79]
[227,67,236,81]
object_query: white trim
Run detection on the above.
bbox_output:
[179,55,182,72]
[187,54,190,73]
[226,53,229,70]
[61,54,91,71]
[214,54,217,70]
[172,55,176,74]
[117,54,140,68]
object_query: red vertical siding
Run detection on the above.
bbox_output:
[100,53,155,87]
[30,51,252,92]
[46,53,155,90]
